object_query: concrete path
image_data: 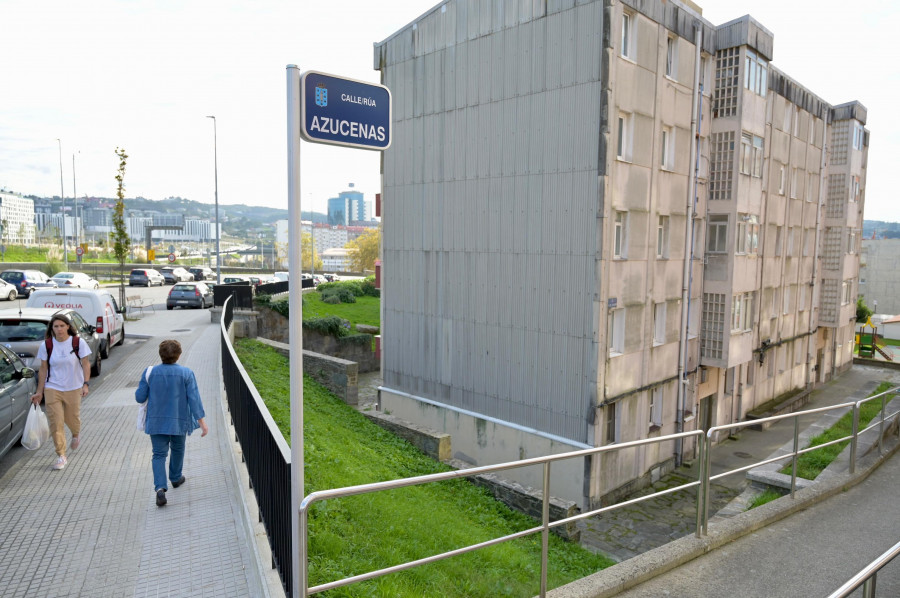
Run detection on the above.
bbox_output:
[0,307,270,598]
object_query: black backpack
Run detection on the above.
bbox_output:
[44,335,81,383]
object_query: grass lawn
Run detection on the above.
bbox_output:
[780,381,896,480]
[302,292,380,330]
[234,338,612,597]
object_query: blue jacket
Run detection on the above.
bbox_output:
[135,363,205,436]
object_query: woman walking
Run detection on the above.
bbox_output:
[136,339,208,507]
[30,313,92,471]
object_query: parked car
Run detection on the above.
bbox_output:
[188,266,215,281]
[26,289,126,359]
[0,344,37,460]
[166,282,213,310]
[159,266,194,284]
[272,271,289,282]
[0,270,58,298]
[0,307,103,376]
[50,271,100,289]
[129,268,165,287]
[222,275,252,285]
[0,278,19,301]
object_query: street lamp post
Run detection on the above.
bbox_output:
[206,116,221,284]
[72,151,80,260]
[56,139,68,269]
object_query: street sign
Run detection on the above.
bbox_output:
[299,70,391,151]
[75,246,84,257]
[168,253,176,262]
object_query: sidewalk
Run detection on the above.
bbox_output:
[0,308,270,597]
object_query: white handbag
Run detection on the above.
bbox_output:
[136,366,153,431]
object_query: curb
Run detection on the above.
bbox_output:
[545,434,900,598]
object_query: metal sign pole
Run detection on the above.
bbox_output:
[286,64,304,598]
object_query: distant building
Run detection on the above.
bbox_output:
[0,189,36,244]
[321,247,354,271]
[860,239,900,316]
[328,187,371,225]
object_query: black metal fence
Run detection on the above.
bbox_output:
[257,280,289,296]
[214,282,254,308]
[220,296,293,595]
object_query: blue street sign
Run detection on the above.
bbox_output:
[299,70,391,151]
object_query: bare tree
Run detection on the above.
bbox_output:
[112,148,130,306]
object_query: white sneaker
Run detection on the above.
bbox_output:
[52,456,67,470]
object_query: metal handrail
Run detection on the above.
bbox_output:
[299,430,706,597]
[827,539,900,598]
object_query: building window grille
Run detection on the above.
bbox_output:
[701,292,726,359]
[831,121,849,166]
[709,132,735,200]
[714,48,739,118]
[826,174,847,218]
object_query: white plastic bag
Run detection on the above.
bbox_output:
[22,404,50,450]
[136,366,153,432]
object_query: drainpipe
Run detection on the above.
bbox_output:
[676,25,703,467]
[808,127,828,386]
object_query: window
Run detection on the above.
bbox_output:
[787,227,796,256]
[661,126,674,170]
[851,175,861,202]
[606,402,619,444]
[783,286,791,314]
[793,106,800,137]
[614,211,627,258]
[802,229,811,257]
[714,48,739,118]
[707,215,728,253]
[650,387,663,428]
[621,12,634,59]
[848,230,857,255]
[799,283,808,312]
[735,214,759,255]
[775,226,783,256]
[790,168,799,199]
[778,165,785,195]
[771,288,778,317]
[731,292,753,331]
[657,215,670,258]
[744,49,768,96]
[740,132,764,177]
[852,122,864,150]
[653,302,667,345]
[842,280,853,305]
[709,132,735,200]
[617,112,633,161]
[666,36,677,79]
[608,308,625,355]
[808,172,817,202]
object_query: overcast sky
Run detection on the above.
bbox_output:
[1,0,895,222]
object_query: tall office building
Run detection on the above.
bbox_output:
[328,186,371,225]
[375,0,868,507]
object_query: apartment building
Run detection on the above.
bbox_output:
[0,190,36,244]
[374,0,868,508]
[860,239,900,316]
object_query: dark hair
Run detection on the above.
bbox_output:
[159,339,182,364]
[46,313,78,339]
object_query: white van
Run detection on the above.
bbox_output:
[27,288,126,358]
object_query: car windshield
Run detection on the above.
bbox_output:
[131,270,145,275]
[53,273,74,279]
[173,284,195,292]
[0,320,48,342]
[0,272,22,282]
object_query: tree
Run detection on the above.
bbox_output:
[302,231,323,271]
[112,148,131,306]
[856,297,873,323]
[345,227,380,272]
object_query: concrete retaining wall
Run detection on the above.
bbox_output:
[255,338,358,406]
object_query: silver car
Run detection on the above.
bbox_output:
[0,308,103,376]
[166,282,213,310]
[0,344,36,459]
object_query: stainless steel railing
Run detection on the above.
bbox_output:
[827,539,900,598]
[296,386,898,597]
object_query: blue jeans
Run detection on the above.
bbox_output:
[150,434,186,491]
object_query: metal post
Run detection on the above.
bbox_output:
[207,116,221,284]
[850,404,860,474]
[878,395,886,456]
[287,64,304,598]
[540,462,550,598]
[72,152,79,257]
[57,139,68,269]
[790,418,799,499]
[694,432,704,538]
[703,431,712,535]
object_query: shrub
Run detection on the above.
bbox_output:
[320,284,357,304]
[303,315,351,337]
[322,294,341,304]
[360,276,380,297]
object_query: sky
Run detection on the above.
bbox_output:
[1,0,896,222]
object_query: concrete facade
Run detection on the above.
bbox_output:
[0,190,36,244]
[375,0,868,508]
